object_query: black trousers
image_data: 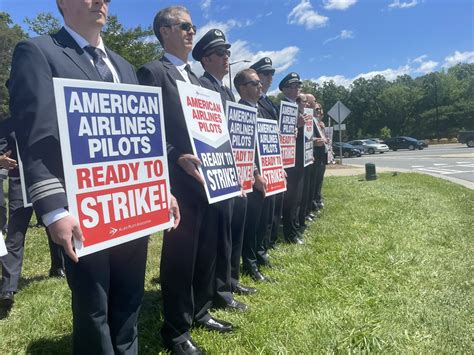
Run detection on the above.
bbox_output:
[269,192,284,247]
[64,237,148,355]
[242,190,265,274]
[298,165,314,225]
[1,176,63,293]
[215,196,247,304]
[256,194,275,264]
[0,178,6,233]
[282,166,305,241]
[230,196,247,291]
[160,196,228,345]
[313,161,327,205]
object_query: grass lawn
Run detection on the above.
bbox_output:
[0,173,473,353]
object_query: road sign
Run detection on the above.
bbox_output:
[333,124,346,131]
[328,101,350,123]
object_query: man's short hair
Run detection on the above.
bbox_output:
[153,6,190,45]
[233,68,257,95]
[296,93,307,103]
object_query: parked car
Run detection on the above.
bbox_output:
[348,139,390,154]
[416,139,429,148]
[332,142,362,158]
[458,131,474,147]
[367,137,385,144]
[384,136,424,151]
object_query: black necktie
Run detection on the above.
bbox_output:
[184,64,200,85]
[265,95,277,116]
[221,85,235,102]
[84,46,114,82]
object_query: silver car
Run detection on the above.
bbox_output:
[348,139,390,154]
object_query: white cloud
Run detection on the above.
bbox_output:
[191,21,300,91]
[323,0,357,10]
[194,19,251,43]
[412,54,427,63]
[288,0,329,30]
[311,65,412,87]
[200,0,212,19]
[443,51,474,68]
[409,55,438,74]
[323,29,354,44]
[416,60,438,74]
[200,0,212,10]
[388,0,419,9]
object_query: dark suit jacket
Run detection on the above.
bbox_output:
[258,94,279,120]
[8,27,138,216]
[199,71,235,108]
[137,57,206,200]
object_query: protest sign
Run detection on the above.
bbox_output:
[0,232,6,257]
[177,81,241,203]
[256,118,287,196]
[53,78,173,257]
[324,125,335,163]
[226,102,257,193]
[324,126,334,142]
[278,101,298,168]
[15,141,32,208]
[303,108,314,167]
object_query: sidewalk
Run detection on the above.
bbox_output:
[324,163,391,177]
[325,163,474,190]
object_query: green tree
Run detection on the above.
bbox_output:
[25,12,163,69]
[25,12,61,35]
[0,12,27,121]
[379,126,391,139]
[102,15,162,68]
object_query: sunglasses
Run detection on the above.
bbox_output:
[243,79,262,87]
[260,71,274,76]
[206,48,231,58]
[286,83,302,89]
[166,22,197,33]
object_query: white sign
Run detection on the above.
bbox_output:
[328,101,350,123]
[177,81,241,204]
[53,78,173,257]
[15,141,32,208]
[0,232,7,257]
[334,124,346,131]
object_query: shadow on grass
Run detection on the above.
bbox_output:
[138,288,167,353]
[26,334,72,354]
[0,305,12,320]
[17,274,50,291]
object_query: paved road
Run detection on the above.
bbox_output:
[341,143,474,187]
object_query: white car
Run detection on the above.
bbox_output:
[348,139,390,154]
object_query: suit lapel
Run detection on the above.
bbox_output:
[162,57,201,86]
[162,57,185,83]
[106,49,124,83]
[53,27,101,81]
[187,69,201,86]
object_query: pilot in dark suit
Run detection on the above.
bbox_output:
[279,73,305,245]
[193,29,255,312]
[7,0,170,353]
[137,6,233,355]
[0,131,65,310]
[250,57,281,259]
[234,69,270,282]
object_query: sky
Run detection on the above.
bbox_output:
[1,0,473,95]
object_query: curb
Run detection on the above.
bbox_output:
[326,164,474,190]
